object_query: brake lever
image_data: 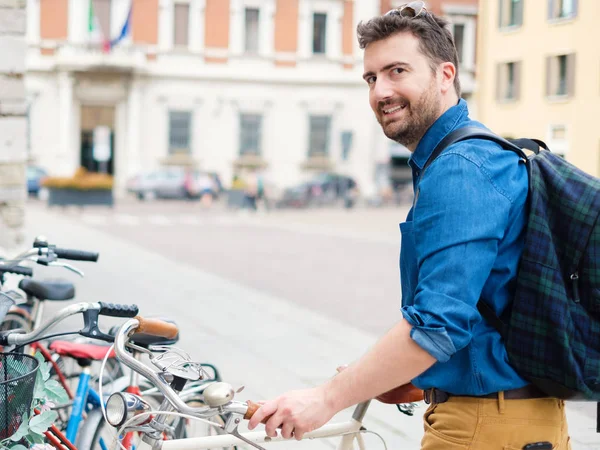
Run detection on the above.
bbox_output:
[225,414,268,450]
[47,262,84,277]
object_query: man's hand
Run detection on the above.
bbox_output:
[247,385,338,440]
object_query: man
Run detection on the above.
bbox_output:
[248,3,571,449]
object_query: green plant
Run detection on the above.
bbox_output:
[0,352,69,450]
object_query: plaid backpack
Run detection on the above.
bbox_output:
[425,127,600,425]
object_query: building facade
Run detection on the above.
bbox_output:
[0,0,27,252]
[475,0,600,177]
[26,0,479,196]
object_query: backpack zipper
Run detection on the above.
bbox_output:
[570,272,580,303]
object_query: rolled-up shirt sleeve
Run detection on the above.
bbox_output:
[401,151,512,363]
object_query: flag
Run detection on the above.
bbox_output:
[110,3,132,48]
[87,0,110,52]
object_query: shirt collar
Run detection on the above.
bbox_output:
[408,99,469,170]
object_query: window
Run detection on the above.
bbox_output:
[239,114,262,156]
[308,115,331,157]
[548,124,568,156]
[453,24,465,64]
[174,3,190,47]
[498,0,523,28]
[312,13,327,54]
[169,111,192,154]
[244,8,260,53]
[546,53,576,98]
[548,0,578,20]
[496,61,521,101]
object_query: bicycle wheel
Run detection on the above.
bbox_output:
[75,408,116,450]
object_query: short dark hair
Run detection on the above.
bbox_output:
[357,11,461,97]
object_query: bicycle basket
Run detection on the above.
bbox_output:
[0,353,39,440]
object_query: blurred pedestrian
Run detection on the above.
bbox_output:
[248,3,571,449]
[244,171,258,211]
[196,172,215,209]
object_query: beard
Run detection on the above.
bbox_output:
[376,80,442,148]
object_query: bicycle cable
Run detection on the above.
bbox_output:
[114,410,226,450]
[337,429,388,450]
[11,330,79,353]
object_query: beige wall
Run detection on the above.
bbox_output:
[476,0,600,177]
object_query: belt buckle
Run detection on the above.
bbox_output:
[424,389,432,404]
[424,388,450,404]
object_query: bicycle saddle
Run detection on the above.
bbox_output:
[49,340,116,361]
[19,278,75,301]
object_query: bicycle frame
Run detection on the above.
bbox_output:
[133,401,371,450]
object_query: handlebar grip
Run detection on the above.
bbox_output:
[244,400,262,420]
[243,400,278,425]
[54,248,99,262]
[0,265,33,276]
[98,302,139,318]
[134,316,179,339]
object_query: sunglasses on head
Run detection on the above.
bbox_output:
[385,1,428,19]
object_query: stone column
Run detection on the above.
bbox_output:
[0,0,27,253]
[126,78,141,177]
[58,71,75,174]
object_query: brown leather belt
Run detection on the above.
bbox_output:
[423,385,549,404]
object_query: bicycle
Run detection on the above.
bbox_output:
[0,239,128,432]
[105,316,385,450]
[0,299,139,449]
[0,300,233,450]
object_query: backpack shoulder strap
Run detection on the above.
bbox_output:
[422,127,538,342]
[423,127,531,172]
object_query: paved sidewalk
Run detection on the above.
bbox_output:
[22,207,600,450]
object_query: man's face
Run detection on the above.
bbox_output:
[363,32,443,150]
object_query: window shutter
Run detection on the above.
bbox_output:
[573,0,578,17]
[545,56,552,97]
[567,53,576,97]
[498,0,504,27]
[94,0,112,37]
[514,61,522,100]
[547,0,554,19]
[174,4,190,47]
[496,63,502,102]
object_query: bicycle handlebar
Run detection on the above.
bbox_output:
[113,318,249,419]
[99,302,140,318]
[134,316,179,339]
[0,265,33,277]
[0,301,139,346]
[53,248,99,262]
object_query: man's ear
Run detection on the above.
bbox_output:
[439,62,456,94]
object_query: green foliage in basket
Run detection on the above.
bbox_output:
[0,352,69,449]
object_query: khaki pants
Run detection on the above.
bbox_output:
[421,393,571,450]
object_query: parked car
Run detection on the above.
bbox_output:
[26,166,48,197]
[278,173,358,208]
[126,168,219,201]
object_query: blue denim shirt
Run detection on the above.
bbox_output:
[400,99,530,395]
